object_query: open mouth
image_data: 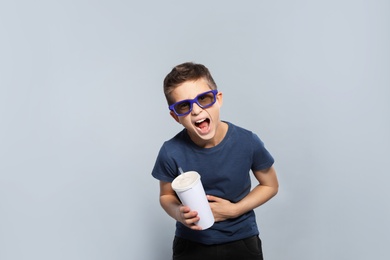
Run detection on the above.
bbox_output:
[195,118,210,132]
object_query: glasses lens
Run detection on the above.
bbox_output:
[174,101,191,115]
[197,91,216,108]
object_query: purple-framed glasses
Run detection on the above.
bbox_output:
[169,90,218,116]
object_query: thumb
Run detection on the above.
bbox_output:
[207,195,218,202]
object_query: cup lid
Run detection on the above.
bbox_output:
[171,171,200,192]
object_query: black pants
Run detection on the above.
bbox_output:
[172,235,263,260]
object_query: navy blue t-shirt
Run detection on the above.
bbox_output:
[151,121,274,245]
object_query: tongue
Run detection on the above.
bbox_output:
[198,120,209,130]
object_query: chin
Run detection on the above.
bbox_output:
[197,131,217,143]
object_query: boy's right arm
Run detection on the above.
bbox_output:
[159,181,203,230]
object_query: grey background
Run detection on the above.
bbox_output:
[1,0,389,259]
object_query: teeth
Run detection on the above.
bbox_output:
[196,119,206,124]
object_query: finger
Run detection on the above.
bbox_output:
[184,216,200,226]
[188,216,200,224]
[180,206,191,213]
[207,195,219,202]
[183,211,198,219]
[190,224,202,231]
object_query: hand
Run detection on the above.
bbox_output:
[207,195,238,222]
[176,205,202,230]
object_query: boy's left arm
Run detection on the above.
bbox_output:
[207,165,279,222]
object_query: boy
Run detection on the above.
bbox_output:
[151,62,278,260]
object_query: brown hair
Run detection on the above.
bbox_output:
[163,62,217,105]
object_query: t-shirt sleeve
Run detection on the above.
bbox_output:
[151,144,178,183]
[251,133,275,171]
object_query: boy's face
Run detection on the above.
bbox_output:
[169,78,224,148]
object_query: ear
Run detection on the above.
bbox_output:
[170,110,180,123]
[216,91,223,107]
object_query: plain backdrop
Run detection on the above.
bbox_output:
[1,1,389,259]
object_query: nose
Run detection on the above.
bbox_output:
[191,102,203,115]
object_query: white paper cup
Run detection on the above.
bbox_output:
[171,171,214,229]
